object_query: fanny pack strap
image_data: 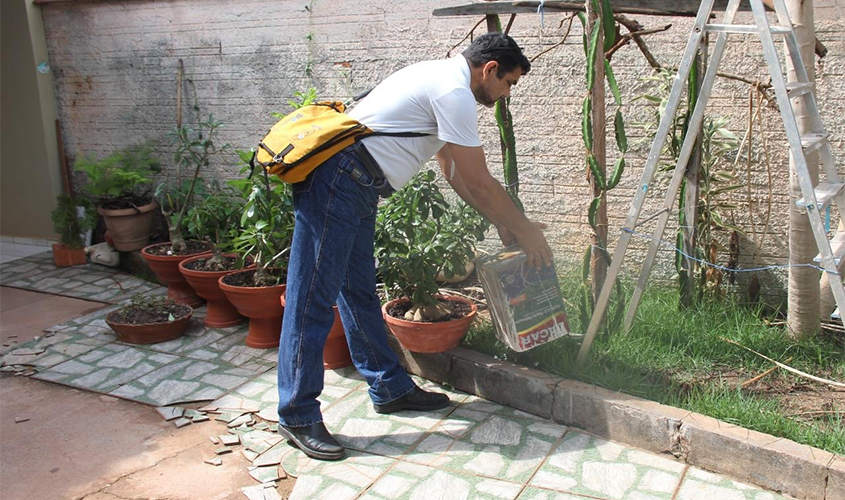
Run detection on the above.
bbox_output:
[351,141,394,197]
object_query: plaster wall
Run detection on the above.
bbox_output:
[1,0,63,240]
[39,0,845,304]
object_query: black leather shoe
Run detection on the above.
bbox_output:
[278,422,345,461]
[374,386,450,414]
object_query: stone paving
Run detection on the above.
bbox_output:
[0,252,797,500]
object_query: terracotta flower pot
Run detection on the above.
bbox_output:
[105,304,192,344]
[52,243,86,267]
[179,254,252,328]
[141,242,211,308]
[219,269,286,348]
[281,291,352,369]
[99,199,158,252]
[382,295,477,353]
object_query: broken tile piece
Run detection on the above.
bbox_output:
[216,410,246,423]
[254,422,270,431]
[156,406,185,421]
[248,465,281,484]
[228,414,253,428]
[214,447,232,455]
[209,436,220,445]
[191,414,210,423]
[219,434,240,446]
[14,417,29,423]
[173,417,192,428]
[204,457,223,466]
[243,449,259,461]
[241,484,283,500]
[11,348,45,356]
[253,442,287,467]
[198,404,218,413]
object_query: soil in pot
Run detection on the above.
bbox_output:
[221,268,286,287]
[145,240,211,257]
[106,298,193,344]
[182,255,242,272]
[386,298,472,322]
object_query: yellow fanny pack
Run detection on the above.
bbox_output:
[251,101,426,184]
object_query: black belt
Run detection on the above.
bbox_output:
[351,142,395,198]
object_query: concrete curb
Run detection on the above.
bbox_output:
[387,336,841,500]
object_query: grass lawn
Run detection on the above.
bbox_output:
[460,272,845,456]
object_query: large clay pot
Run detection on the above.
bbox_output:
[382,295,477,353]
[105,304,192,344]
[52,243,86,267]
[219,269,285,348]
[179,254,251,328]
[281,291,352,369]
[99,199,158,252]
[141,242,211,308]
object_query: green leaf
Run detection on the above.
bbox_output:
[587,155,606,190]
[605,60,622,106]
[586,20,602,90]
[600,0,616,52]
[606,157,625,189]
[581,244,592,283]
[588,196,602,231]
[614,110,628,154]
[582,97,593,151]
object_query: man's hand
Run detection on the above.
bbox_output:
[514,222,553,269]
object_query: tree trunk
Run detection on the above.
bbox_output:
[785,0,820,339]
[588,5,608,319]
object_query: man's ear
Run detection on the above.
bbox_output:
[482,60,499,80]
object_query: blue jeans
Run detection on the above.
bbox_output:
[277,145,416,427]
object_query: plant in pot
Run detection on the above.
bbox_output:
[375,169,489,353]
[142,114,226,307]
[73,143,161,251]
[219,151,295,348]
[178,182,252,328]
[106,295,193,344]
[50,195,98,267]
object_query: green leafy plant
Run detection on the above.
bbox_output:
[50,195,97,249]
[73,143,161,209]
[186,181,244,270]
[375,170,489,321]
[229,150,295,287]
[637,69,743,302]
[157,113,228,253]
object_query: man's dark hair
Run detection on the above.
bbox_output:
[462,33,531,78]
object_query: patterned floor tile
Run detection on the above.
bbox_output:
[283,449,396,500]
[676,468,796,500]
[405,406,566,485]
[324,365,368,390]
[322,389,456,458]
[0,253,61,283]
[33,343,178,394]
[359,461,524,500]
[530,431,686,500]
[517,488,600,500]
[181,329,278,372]
[109,357,261,406]
[0,331,114,370]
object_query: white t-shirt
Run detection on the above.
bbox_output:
[348,55,482,190]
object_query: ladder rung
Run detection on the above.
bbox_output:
[797,182,845,209]
[704,24,791,34]
[786,82,814,99]
[801,132,829,154]
[815,232,845,264]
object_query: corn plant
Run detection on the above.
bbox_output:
[577,0,628,333]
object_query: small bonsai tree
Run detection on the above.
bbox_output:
[228,149,295,286]
[375,170,489,321]
[157,114,227,254]
[51,195,98,248]
[74,143,160,209]
[186,181,243,270]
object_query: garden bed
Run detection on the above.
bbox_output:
[453,271,844,456]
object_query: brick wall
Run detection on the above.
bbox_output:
[41,0,845,305]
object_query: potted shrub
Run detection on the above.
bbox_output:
[375,170,489,353]
[219,151,295,348]
[142,114,226,306]
[50,195,97,267]
[178,182,252,327]
[106,295,193,344]
[73,143,160,251]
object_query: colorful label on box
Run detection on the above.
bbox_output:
[498,262,570,350]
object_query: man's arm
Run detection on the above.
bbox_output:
[435,143,552,268]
